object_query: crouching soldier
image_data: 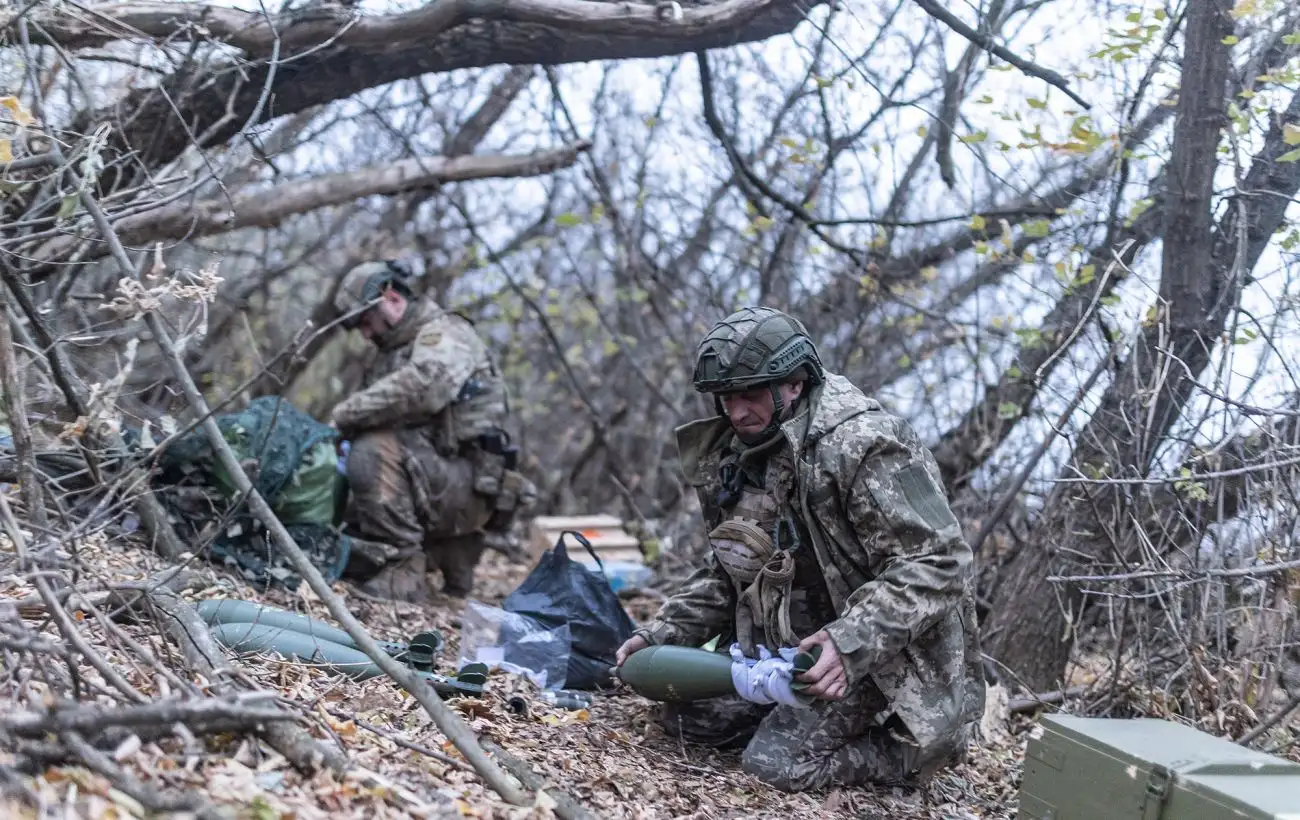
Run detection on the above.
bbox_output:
[616,306,985,792]
[330,260,536,602]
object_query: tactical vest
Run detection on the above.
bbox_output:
[709,444,837,655]
[443,359,510,447]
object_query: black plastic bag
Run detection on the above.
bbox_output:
[501,530,636,690]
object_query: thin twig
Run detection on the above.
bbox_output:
[1236,693,1300,746]
[969,338,1122,555]
[1052,557,1300,583]
[45,116,533,803]
[911,0,1091,109]
[324,708,469,772]
[1008,686,1089,714]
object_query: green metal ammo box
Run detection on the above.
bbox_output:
[1018,714,1300,819]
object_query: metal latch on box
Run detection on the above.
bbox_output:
[1142,764,1172,820]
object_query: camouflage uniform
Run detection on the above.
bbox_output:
[331,261,536,601]
[636,307,985,792]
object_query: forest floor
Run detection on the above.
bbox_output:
[0,531,1048,819]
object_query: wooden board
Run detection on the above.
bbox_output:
[528,514,644,566]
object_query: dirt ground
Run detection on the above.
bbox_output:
[0,535,1028,819]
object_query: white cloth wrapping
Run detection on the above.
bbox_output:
[728,643,810,708]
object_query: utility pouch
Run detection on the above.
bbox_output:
[470,446,506,497]
[494,469,538,513]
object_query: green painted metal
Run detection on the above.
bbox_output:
[209,621,484,698]
[196,598,409,658]
[1019,713,1300,819]
[212,621,381,679]
[616,644,820,704]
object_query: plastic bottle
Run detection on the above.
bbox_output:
[600,561,654,592]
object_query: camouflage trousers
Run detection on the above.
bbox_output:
[659,677,968,792]
[339,429,495,599]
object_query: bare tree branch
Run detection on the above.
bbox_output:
[32,142,592,261]
[12,0,815,52]
[911,0,1091,109]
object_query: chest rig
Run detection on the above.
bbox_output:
[708,435,805,656]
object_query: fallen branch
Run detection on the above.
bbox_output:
[1236,693,1300,747]
[3,567,201,618]
[1,696,289,738]
[480,739,599,820]
[1008,686,1088,714]
[108,581,350,775]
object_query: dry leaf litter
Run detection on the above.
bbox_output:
[0,525,1042,819]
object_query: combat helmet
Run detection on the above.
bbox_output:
[334,259,415,329]
[692,306,825,395]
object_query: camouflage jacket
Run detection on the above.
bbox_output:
[330,299,507,448]
[640,373,985,751]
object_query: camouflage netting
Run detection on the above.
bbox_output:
[152,396,351,589]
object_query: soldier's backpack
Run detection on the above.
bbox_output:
[151,396,351,589]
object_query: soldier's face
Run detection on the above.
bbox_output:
[720,380,803,441]
[358,291,407,342]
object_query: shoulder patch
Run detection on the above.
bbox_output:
[415,325,445,347]
[892,463,960,532]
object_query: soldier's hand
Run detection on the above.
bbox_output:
[615,634,648,667]
[796,630,848,700]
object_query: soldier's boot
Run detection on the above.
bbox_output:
[478,507,529,562]
[481,529,528,562]
[355,547,435,605]
[430,533,487,598]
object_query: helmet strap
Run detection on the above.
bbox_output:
[758,383,786,441]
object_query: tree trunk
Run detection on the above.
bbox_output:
[984,0,1236,692]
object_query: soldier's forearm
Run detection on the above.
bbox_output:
[332,366,451,432]
[825,548,970,679]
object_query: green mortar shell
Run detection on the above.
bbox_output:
[196,598,407,657]
[211,621,385,680]
[618,644,824,704]
[617,645,737,702]
[209,622,481,698]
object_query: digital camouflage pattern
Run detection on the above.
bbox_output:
[637,371,985,789]
[331,298,506,439]
[659,667,966,792]
[334,296,536,600]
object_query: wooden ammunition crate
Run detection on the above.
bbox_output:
[528,514,643,566]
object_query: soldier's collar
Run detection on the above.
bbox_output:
[374,299,441,350]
